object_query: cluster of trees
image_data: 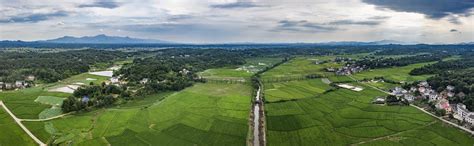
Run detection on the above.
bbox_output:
[409,52,474,110]
[410,54,474,75]
[255,57,291,75]
[426,69,474,111]
[116,49,247,95]
[61,83,130,112]
[0,50,132,83]
[353,54,447,69]
[386,95,409,106]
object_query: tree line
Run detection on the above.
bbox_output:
[353,54,448,69]
[0,49,132,83]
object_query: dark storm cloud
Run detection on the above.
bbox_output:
[0,11,68,23]
[210,2,265,9]
[273,20,338,32]
[362,0,474,21]
[450,29,460,32]
[78,1,120,9]
[328,20,382,25]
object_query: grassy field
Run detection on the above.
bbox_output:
[0,87,70,119]
[365,81,399,91]
[47,73,110,89]
[264,83,474,145]
[261,57,343,79]
[352,62,434,83]
[199,68,253,79]
[24,83,252,145]
[199,57,282,80]
[0,108,36,146]
[264,79,333,102]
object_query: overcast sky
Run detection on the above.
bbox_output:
[0,0,473,43]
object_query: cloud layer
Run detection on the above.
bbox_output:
[0,0,473,43]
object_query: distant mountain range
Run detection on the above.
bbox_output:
[314,40,419,46]
[39,34,174,44]
[0,35,472,46]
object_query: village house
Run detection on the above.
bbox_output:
[446,85,455,91]
[429,92,439,102]
[391,87,406,97]
[335,65,364,76]
[140,78,149,84]
[435,99,452,113]
[110,77,119,84]
[15,81,26,89]
[179,68,190,75]
[410,86,417,93]
[4,83,13,90]
[404,94,415,102]
[372,97,385,104]
[325,67,336,72]
[467,115,474,126]
[82,96,90,103]
[455,103,474,125]
[419,81,429,87]
[26,75,35,81]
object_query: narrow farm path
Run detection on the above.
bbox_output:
[0,100,46,146]
[410,104,474,135]
[351,121,437,145]
[21,113,71,122]
[346,75,474,135]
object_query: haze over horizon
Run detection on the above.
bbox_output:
[0,0,473,44]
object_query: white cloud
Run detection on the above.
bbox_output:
[0,0,473,43]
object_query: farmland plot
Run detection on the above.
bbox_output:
[264,79,333,102]
[0,108,36,146]
[24,83,252,145]
[264,83,474,145]
[261,57,342,79]
[352,62,434,83]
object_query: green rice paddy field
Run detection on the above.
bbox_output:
[261,57,342,78]
[0,108,36,146]
[0,87,70,119]
[198,57,282,80]
[352,62,433,83]
[264,81,474,145]
[264,79,333,102]
[23,83,252,145]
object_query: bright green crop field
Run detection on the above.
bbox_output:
[261,57,342,78]
[0,108,36,146]
[0,87,70,119]
[46,73,110,90]
[365,81,399,91]
[264,79,333,102]
[24,83,252,145]
[352,62,434,83]
[199,57,282,80]
[264,82,474,145]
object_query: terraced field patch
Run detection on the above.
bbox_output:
[261,57,342,78]
[352,62,434,83]
[264,83,474,145]
[199,57,283,80]
[24,83,252,145]
[0,87,70,119]
[264,79,333,102]
[0,108,36,146]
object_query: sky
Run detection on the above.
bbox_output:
[0,0,473,44]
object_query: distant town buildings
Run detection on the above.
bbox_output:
[455,103,474,125]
